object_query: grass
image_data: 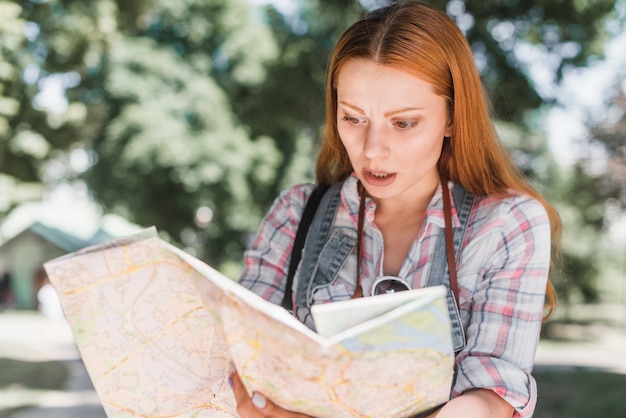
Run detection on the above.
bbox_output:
[0,407,27,418]
[0,357,68,390]
[0,357,68,418]
[534,368,626,418]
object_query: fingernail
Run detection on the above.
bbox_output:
[227,376,234,389]
[252,392,267,409]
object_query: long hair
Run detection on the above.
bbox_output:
[315,1,560,318]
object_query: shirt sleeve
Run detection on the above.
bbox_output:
[238,183,314,306]
[453,195,552,418]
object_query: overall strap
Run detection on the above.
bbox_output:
[426,183,476,352]
[281,184,330,311]
[286,180,476,343]
[293,182,345,315]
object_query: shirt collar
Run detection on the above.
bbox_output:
[340,173,461,229]
[425,181,461,229]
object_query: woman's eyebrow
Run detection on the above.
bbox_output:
[338,101,424,117]
[338,101,365,114]
[384,107,424,117]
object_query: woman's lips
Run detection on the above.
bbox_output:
[362,169,396,186]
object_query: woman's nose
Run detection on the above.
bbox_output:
[363,127,389,159]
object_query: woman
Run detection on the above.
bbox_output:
[232,1,560,417]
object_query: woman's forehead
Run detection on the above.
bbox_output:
[335,59,441,107]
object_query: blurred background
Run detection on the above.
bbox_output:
[0,0,625,417]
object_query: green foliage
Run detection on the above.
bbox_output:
[9,0,283,264]
[87,35,281,261]
[534,369,626,417]
[0,2,49,214]
[427,0,617,120]
[0,2,23,138]
[86,0,283,263]
[0,357,68,390]
[2,0,623,288]
[588,91,626,206]
[226,0,367,199]
[554,89,626,305]
[426,0,620,305]
[493,119,605,305]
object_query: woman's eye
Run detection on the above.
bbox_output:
[394,120,417,129]
[342,116,363,125]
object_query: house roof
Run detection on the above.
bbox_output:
[0,197,141,254]
[28,221,95,253]
[0,220,123,255]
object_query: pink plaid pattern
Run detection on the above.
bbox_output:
[239,174,551,417]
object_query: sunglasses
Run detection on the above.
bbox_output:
[371,275,412,296]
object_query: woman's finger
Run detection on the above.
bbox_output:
[248,392,311,418]
[231,372,310,418]
[229,372,247,406]
[230,372,263,418]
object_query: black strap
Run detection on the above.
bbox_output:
[281,184,330,311]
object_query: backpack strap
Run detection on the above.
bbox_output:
[281,184,330,311]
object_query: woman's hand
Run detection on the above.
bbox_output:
[230,372,312,418]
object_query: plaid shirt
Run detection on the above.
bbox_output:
[239,174,551,418]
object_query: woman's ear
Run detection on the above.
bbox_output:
[444,117,453,137]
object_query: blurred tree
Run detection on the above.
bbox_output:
[442,0,617,120]
[0,2,45,215]
[88,33,281,263]
[237,0,619,302]
[553,86,626,304]
[3,0,622,284]
[451,0,621,305]
[587,91,626,206]
[551,165,605,303]
[493,119,603,304]
[83,0,282,264]
[234,0,618,197]
[226,0,367,200]
[12,0,281,266]
[551,2,626,304]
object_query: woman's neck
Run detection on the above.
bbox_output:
[371,179,440,224]
[370,179,440,276]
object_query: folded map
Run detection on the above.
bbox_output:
[44,227,454,418]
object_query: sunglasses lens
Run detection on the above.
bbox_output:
[372,277,411,295]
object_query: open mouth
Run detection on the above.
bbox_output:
[363,169,396,186]
[370,171,392,178]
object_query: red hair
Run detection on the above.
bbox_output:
[315,1,559,318]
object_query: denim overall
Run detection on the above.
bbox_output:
[293,181,476,353]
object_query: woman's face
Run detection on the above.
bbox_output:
[336,59,452,205]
